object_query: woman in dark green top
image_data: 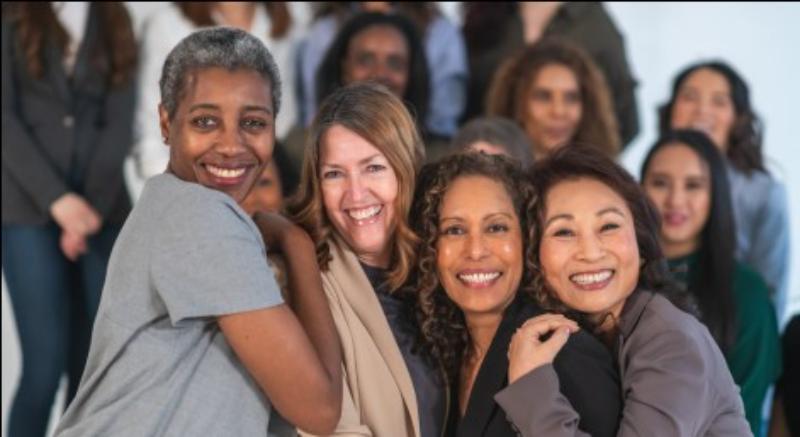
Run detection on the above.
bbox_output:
[640,129,781,435]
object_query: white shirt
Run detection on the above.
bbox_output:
[52,1,89,74]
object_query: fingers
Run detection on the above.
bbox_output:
[516,314,579,341]
[60,230,88,261]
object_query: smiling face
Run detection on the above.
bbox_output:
[342,24,410,98]
[670,68,736,152]
[320,124,399,267]
[539,177,640,323]
[523,63,583,155]
[643,143,710,258]
[436,175,523,319]
[160,67,274,203]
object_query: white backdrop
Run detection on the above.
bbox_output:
[3,2,799,435]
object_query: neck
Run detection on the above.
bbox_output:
[464,312,503,362]
[662,238,698,259]
[213,2,256,31]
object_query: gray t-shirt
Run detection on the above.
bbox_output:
[55,173,292,436]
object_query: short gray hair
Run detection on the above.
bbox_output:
[159,27,281,118]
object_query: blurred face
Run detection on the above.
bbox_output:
[160,67,274,203]
[539,178,640,325]
[241,160,283,215]
[523,63,582,155]
[670,68,736,151]
[343,24,409,97]
[436,176,523,319]
[643,143,710,258]
[466,141,511,158]
[320,125,398,267]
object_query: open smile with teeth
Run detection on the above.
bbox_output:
[205,164,247,179]
[570,270,614,286]
[347,205,382,224]
[457,271,502,285]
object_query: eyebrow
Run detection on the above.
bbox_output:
[544,207,626,227]
[439,212,515,224]
[321,154,384,168]
[188,104,272,115]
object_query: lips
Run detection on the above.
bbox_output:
[569,269,614,291]
[345,205,382,226]
[201,162,254,187]
[663,211,688,227]
[457,269,503,288]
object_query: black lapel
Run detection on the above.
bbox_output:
[456,297,526,437]
[71,3,103,97]
[45,37,71,106]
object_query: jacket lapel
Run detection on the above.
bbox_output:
[457,297,525,436]
[327,238,421,437]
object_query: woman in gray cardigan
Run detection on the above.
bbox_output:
[494,144,751,436]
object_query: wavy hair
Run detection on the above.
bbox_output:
[641,129,737,352]
[487,38,620,157]
[4,2,136,87]
[658,60,765,174]
[528,144,686,332]
[288,82,425,291]
[176,2,293,39]
[404,153,537,382]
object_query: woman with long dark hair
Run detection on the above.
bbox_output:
[640,129,781,434]
[659,61,789,322]
[2,2,136,435]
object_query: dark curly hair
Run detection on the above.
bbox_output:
[528,144,687,332]
[403,152,537,383]
[658,60,765,174]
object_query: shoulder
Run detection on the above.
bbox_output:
[144,175,258,240]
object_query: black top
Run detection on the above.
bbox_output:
[449,294,621,437]
[361,263,446,437]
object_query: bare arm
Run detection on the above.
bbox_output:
[219,213,342,434]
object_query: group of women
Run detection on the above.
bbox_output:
[1,2,790,437]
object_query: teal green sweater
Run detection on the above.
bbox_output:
[668,253,782,435]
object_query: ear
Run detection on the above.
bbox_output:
[158,104,171,145]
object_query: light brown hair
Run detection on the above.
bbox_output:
[176,2,292,39]
[288,82,425,291]
[487,39,621,157]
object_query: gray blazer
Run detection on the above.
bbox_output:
[1,5,134,225]
[495,290,752,437]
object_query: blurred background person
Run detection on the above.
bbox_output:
[461,2,639,148]
[241,145,297,216]
[659,61,790,323]
[1,2,137,436]
[486,39,620,158]
[450,116,534,168]
[641,129,781,435]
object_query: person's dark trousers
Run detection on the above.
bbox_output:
[2,222,120,437]
[781,315,800,437]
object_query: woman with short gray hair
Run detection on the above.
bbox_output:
[54,27,342,436]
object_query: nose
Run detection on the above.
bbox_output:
[550,96,568,118]
[345,173,366,203]
[216,125,246,156]
[465,232,489,261]
[576,233,605,262]
[665,186,684,208]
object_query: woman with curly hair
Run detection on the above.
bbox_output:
[406,153,620,436]
[486,39,620,158]
[659,61,789,322]
[501,144,750,436]
[288,82,445,437]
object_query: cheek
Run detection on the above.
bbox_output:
[670,102,693,127]
[568,102,583,125]
[321,184,343,218]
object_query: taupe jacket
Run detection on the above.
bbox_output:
[495,290,752,437]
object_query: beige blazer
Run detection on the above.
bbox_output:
[301,238,420,437]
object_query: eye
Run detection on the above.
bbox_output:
[365,164,387,173]
[322,169,344,179]
[441,225,465,236]
[686,180,704,190]
[386,55,408,73]
[241,117,268,131]
[191,115,218,130]
[647,177,669,189]
[552,228,574,237]
[600,222,620,232]
[565,91,581,104]
[487,223,509,233]
[531,90,550,102]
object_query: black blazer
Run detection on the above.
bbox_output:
[1,4,134,225]
[450,295,621,437]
